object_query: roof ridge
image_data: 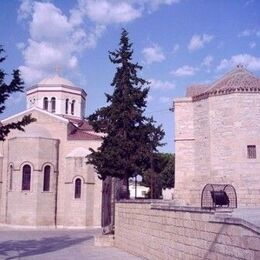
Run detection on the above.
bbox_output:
[191,67,260,101]
[209,66,255,90]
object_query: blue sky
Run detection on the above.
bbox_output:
[0,0,259,153]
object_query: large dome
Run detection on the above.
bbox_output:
[188,66,260,101]
[37,75,75,87]
[208,66,259,91]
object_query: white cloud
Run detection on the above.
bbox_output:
[80,0,141,24]
[18,1,105,84]
[77,0,181,24]
[238,29,260,37]
[188,34,213,51]
[172,44,179,53]
[149,79,175,90]
[142,44,165,64]
[238,29,251,37]
[17,0,182,84]
[159,96,171,104]
[142,0,180,12]
[29,3,72,42]
[201,55,214,68]
[171,65,198,77]
[249,42,256,48]
[16,42,26,50]
[17,0,33,21]
[217,54,260,71]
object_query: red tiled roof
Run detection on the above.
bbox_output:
[187,67,260,101]
[66,117,102,141]
[67,130,102,140]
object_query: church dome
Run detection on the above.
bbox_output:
[26,73,86,119]
[37,75,75,87]
[209,66,259,91]
[191,66,260,101]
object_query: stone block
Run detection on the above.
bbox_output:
[95,234,115,247]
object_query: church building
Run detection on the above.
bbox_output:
[0,75,102,227]
[174,66,260,207]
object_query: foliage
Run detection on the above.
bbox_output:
[142,153,175,198]
[0,46,35,140]
[87,29,165,189]
[160,153,175,189]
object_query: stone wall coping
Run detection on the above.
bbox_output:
[117,200,260,235]
[211,208,260,235]
[150,202,215,214]
[152,203,260,234]
[211,215,260,235]
[116,199,162,204]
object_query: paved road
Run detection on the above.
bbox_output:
[0,227,140,260]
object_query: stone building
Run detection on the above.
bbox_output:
[174,66,260,207]
[0,75,102,227]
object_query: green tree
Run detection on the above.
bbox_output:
[142,153,175,198]
[160,153,175,189]
[0,46,35,140]
[87,29,164,196]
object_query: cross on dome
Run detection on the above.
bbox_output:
[236,64,244,69]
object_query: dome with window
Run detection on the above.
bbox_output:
[26,74,87,119]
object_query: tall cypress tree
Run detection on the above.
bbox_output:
[0,46,35,140]
[88,29,164,195]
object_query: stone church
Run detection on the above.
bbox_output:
[174,66,260,207]
[0,75,103,227]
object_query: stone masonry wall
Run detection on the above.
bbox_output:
[0,109,102,227]
[115,202,260,260]
[174,93,260,207]
[174,97,195,204]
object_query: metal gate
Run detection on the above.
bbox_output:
[101,176,112,233]
[101,177,127,234]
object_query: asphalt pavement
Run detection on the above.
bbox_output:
[0,227,140,260]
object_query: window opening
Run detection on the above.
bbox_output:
[22,164,31,191]
[9,165,13,191]
[51,97,56,113]
[43,97,48,110]
[71,100,75,115]
[247,145,256,159]
[43,165,51,191]
[75,178,81,198]
[65,99,69,114]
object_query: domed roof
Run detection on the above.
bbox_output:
[191,66,260,101]
[209,66,259,91]
[37,74,75,87]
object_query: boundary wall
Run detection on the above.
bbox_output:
[114,201,260,260]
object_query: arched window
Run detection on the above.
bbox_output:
[43,97,48,110]
[9,165,13,191]
[51,97,56,113]
[71,100,75,115]
[22,164,31,191]
[65,99,69,114]
[43,165,51,191]
[75,178,81,198]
